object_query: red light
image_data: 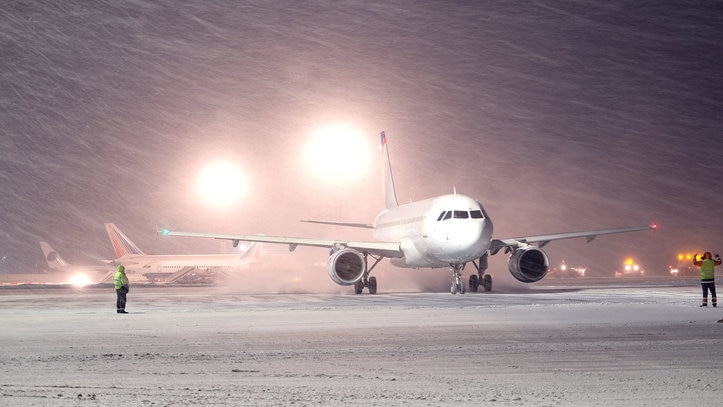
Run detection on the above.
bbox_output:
[651,223,658,231]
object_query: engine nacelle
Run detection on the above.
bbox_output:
[508,246,549,283]
[327,248,366,286]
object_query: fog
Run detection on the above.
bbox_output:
[1,2,721,282]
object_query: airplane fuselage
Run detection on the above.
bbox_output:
[118,254,251,273]
[373,194,493,268]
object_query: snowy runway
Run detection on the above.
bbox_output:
[0,283,720,406]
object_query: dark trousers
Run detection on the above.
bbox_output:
[116,289,127,311]
[701,281,716,304]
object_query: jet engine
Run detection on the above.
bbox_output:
[327,248,366,285]
[508,246,549,283]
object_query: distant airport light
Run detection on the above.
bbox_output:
[68,273,92,287]
[196,161,247,209]
[304,123,371,183]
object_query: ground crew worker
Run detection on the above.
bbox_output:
[114,265,130,313]
[693,252,721,307]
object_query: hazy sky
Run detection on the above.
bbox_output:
[1,1,721,279]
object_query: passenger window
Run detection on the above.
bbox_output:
[470,210,484,219]
[453,210,468,219]
[437,211,446,221]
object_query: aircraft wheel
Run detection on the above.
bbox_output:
[460,281,466,294]
[483,274,492,292]
[368,277,378,294]
[354,280,364,294]
[450,282,457,295]
[469,274,479,292]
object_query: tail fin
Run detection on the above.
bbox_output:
[39,241,69,270]
[380,131,399,209]
[239,242,262,260]
[105,223,145,259]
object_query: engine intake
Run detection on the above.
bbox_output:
[508,246,549,283]
[327,248,366,285]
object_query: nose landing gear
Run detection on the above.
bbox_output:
[450,263,466,294]
[451,253,493,294]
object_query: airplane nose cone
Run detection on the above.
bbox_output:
[451,219,492,261]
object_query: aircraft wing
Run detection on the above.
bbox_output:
[300,220,374,229]
[160,230,404,258]
[489,224,656,254]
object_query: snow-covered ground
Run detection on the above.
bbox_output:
[1,282,720,406]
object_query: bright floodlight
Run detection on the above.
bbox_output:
[304,124,371,182]
[196,161,247,209]
[68,272,92,287]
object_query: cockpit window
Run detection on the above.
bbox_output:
[438,210,483,221]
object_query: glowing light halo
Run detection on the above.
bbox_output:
[304,123,371,183]
[68,272,92,287]
[196,160,247,209]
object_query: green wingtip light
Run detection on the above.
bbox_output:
[162,229,170,235]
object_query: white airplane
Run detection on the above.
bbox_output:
[161,132,656,294]
[39,241,114,285]
[105,223,261,283]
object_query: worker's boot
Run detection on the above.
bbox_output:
[700,298,708,307]
[713,297,717,308]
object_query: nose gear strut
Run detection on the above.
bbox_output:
[450,263,466,294]
[450,253,493,294]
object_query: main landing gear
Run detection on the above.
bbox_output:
[469,253,493,292]
[354,253,384,295]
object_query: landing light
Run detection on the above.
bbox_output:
[68,273,92,287]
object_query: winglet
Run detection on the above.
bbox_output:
[380,131,399,209]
